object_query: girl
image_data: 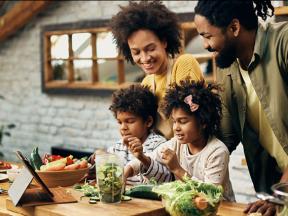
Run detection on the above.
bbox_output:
[125,79,235,201]
[110,1,204,139]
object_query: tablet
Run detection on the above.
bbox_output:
[15,151,54,197]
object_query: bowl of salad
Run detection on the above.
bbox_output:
[95,154,124,203]
[152,178,223,216]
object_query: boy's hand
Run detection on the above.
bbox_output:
[127,136,144,159]
[124,165,134,182]
[161,147,181,172]
[123,135,133,146]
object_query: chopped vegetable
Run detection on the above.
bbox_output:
[121,195,132,201]
[40,158,67,171]
[73,182,131,203]
[152,177,223,216]
[89,199,97,204]
[73,183,99,198]
[96,162,123,203]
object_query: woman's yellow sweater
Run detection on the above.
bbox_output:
[141,53,204,139]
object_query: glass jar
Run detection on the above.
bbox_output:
[95,153,124,203]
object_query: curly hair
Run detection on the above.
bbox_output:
[162,78,222,139]
[109,84,158,128]
[195,0,274,30]
[110,0,181,64]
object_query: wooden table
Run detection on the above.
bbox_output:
[0,181,247,216]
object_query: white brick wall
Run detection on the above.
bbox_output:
[0,1,256,203]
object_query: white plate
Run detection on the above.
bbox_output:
[0,173,8,181]
[0,165,19,173]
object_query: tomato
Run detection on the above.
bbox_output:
[49,155,63,162]
[0,161,12,170]
[66,157,73,165]
[194,196,208,210]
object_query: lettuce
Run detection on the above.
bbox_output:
[152,177,223,216]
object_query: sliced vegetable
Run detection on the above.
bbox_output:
[121,195,132,201]
[79,160,88,168]
[40,162,66,171]
[64,163,80,170]
[194,196,208,210]
[40,158,67,171]
[74,183,99,197]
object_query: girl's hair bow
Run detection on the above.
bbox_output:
[184,95,199,112]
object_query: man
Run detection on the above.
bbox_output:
[194,1,288,215]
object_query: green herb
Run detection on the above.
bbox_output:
[74,183,99,198]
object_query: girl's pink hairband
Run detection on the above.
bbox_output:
[184,95,199,112]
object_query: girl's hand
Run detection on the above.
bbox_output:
[161,147,181,172]
[127,136,144,159]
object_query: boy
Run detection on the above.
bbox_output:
[91,84,166,185]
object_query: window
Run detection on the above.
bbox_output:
[41,13,215,94]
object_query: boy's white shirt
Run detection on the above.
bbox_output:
[127,136,235,201]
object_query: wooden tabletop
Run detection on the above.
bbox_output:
[0,181,247,216]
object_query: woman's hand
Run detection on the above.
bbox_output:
[244,200,276,216]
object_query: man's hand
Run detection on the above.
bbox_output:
[244,200,276,216]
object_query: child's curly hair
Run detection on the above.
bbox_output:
[110,0,181,64]
[162,78,222,139]
[109,84,158,128]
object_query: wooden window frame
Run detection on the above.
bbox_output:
[41,13,215,95]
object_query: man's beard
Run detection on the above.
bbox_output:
[209,43,237,69]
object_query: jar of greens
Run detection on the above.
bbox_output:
[95,153,124,203]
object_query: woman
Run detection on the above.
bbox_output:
[110,1,204,139]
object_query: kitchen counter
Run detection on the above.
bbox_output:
[0,181,247,216]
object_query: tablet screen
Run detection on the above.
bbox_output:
[15,151,54,197]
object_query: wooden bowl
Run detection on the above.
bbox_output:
[36,166,89,187]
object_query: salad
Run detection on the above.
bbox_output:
[152,177,223,216]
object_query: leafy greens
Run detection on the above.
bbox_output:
[152,177,223,216]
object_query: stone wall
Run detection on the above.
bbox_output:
[0,1,255,203]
